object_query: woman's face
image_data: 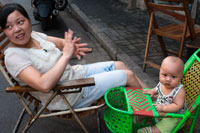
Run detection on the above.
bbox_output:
[4,10,32,46]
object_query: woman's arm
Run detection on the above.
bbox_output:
[18,30,75,93]
[46,35,65,50]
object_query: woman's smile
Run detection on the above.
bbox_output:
[16,33,25,40]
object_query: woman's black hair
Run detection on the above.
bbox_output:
[0,3,30,29]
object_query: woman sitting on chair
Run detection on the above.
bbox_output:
[0,3,147,110]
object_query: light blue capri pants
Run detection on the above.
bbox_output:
[73,61,127,108]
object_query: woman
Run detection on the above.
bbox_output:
[0,3,146,110]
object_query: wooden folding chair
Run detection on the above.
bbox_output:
[104,48,200,132]
[0,28,105,133]
[143,0,200,71]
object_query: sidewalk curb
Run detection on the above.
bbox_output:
[61,2,157,87]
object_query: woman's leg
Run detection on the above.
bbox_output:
[114,61,148,88]
[83,61,148,88]
[74,70,127,108]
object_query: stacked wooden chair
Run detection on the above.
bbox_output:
[143,0,200,71]
[104,48,200,132]
[0,27,104,133]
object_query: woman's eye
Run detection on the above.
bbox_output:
[6,25,12,29]
[18,20,24,25]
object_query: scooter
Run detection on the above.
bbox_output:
[31,0,68,30]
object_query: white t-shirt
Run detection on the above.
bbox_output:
[4,31,86,110]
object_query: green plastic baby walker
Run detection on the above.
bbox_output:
[104,48,200,133]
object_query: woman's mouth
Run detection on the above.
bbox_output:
[16,33,25,40]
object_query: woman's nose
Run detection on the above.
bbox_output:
[13,25,21,33]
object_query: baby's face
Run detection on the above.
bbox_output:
[159,61,183,89]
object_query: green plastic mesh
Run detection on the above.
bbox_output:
[182,60,200,109]
[180,51,200,132]
[104,87,133,133]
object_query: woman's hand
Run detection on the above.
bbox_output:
[46,29,91,59]
[62,29,75,60]
[73,37,91,60]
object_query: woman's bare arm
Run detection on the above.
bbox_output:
[17,30,75,93]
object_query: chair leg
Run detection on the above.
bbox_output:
[143,12,154,72]
[178,38,185,57]
[143,35,151,72]
[12,108,26,133]
[96,110,101,133]
[22,91,59,133]
[61,93,88,133]
[156,36,168,57]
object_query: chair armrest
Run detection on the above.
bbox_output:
[6,78,95,93]
[54,78,95,90]
[6,85,36,93]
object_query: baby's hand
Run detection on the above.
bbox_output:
[153,104,164,112]
[143,89,154,97]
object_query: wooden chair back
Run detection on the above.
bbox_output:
[143,0,200,71]
[145,0,196,38]
[0,29,18,86]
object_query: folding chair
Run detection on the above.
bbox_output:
[104,48,200,132]
[143,0,200,71]
[0,28,105,133]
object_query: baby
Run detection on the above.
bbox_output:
[138,56,187,133]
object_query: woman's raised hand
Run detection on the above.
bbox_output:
[62,29,91,60]
[62,29,75,60]
[73,37,89,60]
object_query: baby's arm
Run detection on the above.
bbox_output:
[155,87,186,113]
[143,87,157,97]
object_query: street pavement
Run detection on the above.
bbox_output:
[0,0,200,132]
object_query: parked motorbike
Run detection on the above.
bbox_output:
[31,0,68,30]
